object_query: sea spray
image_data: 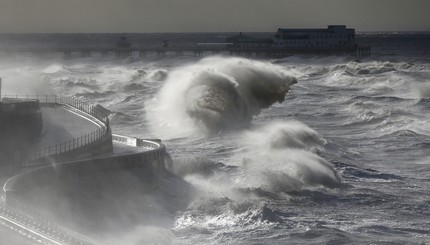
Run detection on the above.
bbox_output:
[147,57,297,138]
[171,120,341,240]
[172,121,340,198]
[235,120,341,191]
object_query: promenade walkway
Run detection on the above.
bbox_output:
[37,106,101,147]
[0,226,34,245]
[1,96,163,244]
[0,204,96,245]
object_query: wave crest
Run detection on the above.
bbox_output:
[237,121,341,191]
[148,57,296,137]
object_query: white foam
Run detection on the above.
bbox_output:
[146,56,296,138]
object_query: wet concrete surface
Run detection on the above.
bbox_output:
[37,106,101,147]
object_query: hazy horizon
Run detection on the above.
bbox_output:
[1,0,429,33]
[1,30,430,35]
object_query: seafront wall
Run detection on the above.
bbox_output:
[0,98,183,239]
[3,95,113,166]
[28,126,113,166]
[4,136,167,198]
[3,136,173,231]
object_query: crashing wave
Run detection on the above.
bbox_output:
[236,121,341,191]
[148,57,297,137]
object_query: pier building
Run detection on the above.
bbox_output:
[273,25,356,49]
[225,25,369,56]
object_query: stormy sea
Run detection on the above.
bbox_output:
[0,33,429,244]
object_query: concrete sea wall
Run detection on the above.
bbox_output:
[2,137,191,232]
[4,138,167,204]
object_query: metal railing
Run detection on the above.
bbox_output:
[2,94,111,166]
[2,134,168,245]
[112,134,162,150]
[2,94,108,124]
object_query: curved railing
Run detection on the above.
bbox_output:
[3,135,167,245]
[2,94,108,124]
[2,94,112,166]
[5,135,167,193]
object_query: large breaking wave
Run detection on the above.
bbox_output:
[148,57,297,137]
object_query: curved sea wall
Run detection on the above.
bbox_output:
[1,95,192,234]
[27,126,113,166]
[3,139,191,232]
[17,96,114,166]
[4,139,167,203]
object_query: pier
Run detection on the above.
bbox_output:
[0,26,372,59]
[0,45,371,59]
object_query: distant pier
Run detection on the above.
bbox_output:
[0,45,371,59]
[0,26,373,59]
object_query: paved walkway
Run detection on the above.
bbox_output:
[0,205,96,245]
[40,106,151,156]
[36,106,101,147]
[0,226,35,245]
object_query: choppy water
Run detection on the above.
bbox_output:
[0,33,429,244]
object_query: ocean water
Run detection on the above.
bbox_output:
[0,33,429,244]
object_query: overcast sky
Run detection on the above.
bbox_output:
[1,0,429,33]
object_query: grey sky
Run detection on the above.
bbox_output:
[0,0,429,33]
